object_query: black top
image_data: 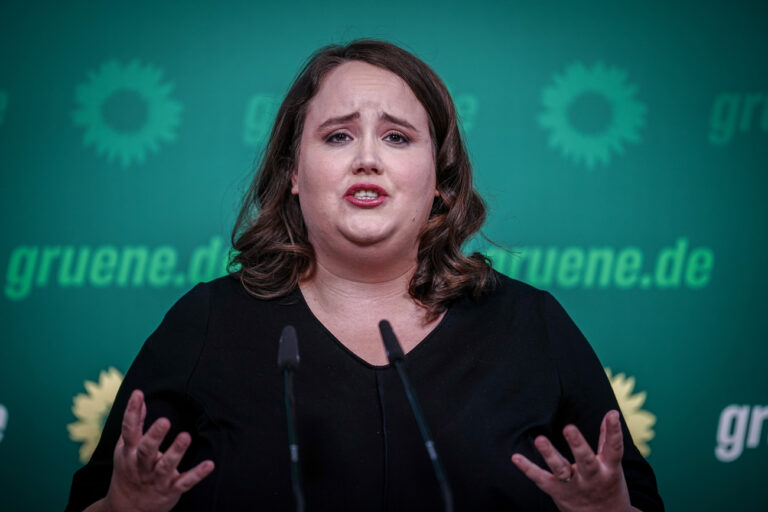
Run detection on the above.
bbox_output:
[66,274,663,511]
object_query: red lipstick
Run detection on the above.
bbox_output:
[344,183,388,208]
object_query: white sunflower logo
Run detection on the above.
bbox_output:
[605,368,656,457]
[538,62,646,169]
[73,59,183,167]
[68,367,124,463]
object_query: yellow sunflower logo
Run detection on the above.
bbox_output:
[538,61,646,169]
[605,368,656,456]
[73,59,183,167]
[68,367,124,463]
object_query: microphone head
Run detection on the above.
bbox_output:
[378,320,405,363]
[278,325,300,370]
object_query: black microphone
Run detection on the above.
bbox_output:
[278,325,305,512]
[378,320,454,512]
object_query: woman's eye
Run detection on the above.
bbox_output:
[326,132,351,143]
[386,132,409,144]
[325,132,409,144]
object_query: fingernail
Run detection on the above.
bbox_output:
[511,454,520,464]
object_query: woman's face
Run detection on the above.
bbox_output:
[292,60,437,264]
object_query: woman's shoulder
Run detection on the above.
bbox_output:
[155,274,301,350]
[491,270,540,295]
[164,274,236,313]
[187,273,303,321]
[478,270,549,306]
[197,273,251,300]
[163,274,292,323]
[183,273,295,303]
[464,270,573,327]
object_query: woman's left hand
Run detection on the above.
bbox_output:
[511,410,633,512]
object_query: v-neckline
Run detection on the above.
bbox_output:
[292,286,452,370]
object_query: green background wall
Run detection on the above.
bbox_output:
[1,1,766,509]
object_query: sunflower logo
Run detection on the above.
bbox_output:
[0,403,8,442]
[605,368,656,457]
[68,367,124,463]
[538,61,646,169]
[445,83,479,134]
[243,93,280,147]
[73,59,183,167]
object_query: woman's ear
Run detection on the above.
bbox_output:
[291,170,299,195]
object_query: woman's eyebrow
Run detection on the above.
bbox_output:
[317,112,360,131]
[316,111,417,132]
[380,112,417,131]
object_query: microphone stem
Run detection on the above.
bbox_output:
[393,361,454,512]
[284,369,305,512]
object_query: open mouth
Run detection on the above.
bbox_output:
[344,184,388,208]
[353,189,381,199]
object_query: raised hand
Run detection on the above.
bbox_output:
[103,389,215,512]
[511,410,632,512]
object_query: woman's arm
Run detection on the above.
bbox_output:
[66,284,216,511]
[513,291,664,511]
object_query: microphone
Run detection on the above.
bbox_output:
[378,320,454,512]
[278,325,305,512]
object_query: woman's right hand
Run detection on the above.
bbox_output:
[103,389,215,512]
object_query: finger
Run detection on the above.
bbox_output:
[511,453,557,492]
[599,410,624,467]
[121,390,144,449]
[533,436,573,482]
[114,435,125,460]
[597,412,609,455]
[563,424,599,479]
[136,417,171,474]
[155,432,192,481]
[173,460,215,493]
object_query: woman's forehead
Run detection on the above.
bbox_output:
[306,61,427,125]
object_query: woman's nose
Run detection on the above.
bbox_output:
[352,134,382,175]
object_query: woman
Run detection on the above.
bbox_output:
[67,40,663,511]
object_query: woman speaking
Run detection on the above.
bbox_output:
[66,40,663,511]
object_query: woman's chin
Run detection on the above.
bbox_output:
[337,224,398,248]
[341,231,390,247]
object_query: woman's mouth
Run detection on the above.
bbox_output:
[344,184,388,208]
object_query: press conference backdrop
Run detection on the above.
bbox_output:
[1,1,766,509]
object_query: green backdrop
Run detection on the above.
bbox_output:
[1,1,766,510]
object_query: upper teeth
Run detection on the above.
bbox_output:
[354,190,379,199]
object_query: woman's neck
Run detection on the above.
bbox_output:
[300,258,415,308]
[298,258,442,366]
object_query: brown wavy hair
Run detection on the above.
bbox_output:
[230,39,497,319]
